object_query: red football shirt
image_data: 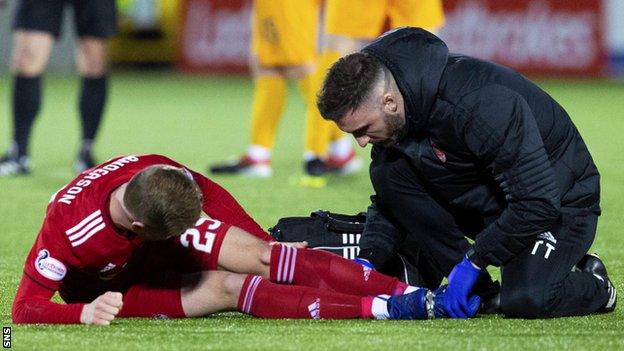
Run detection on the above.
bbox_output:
[13,154,270,324]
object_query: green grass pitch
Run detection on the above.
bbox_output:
[0,72,623,350]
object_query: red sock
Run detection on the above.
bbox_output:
[238,275,374,319]
[269,244,408,296]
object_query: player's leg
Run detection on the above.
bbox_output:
[217,226,415,297]
[1,0,61,176]
[180,271,243,317]
[247,60,286,170]
[143,224,399,319]
[210,0,312,177]
[300,48,362,185]
[291,64,336,185]
[388,0,445,34]
[183,271,441,320]
[264,0,323,178]
[499,211,614,318]
[120,270,426,320]
[300,0,382,182]
[72,0,117,173]
[325,128,362,175]
[305,36,359,170]
[209,59,286,177]
[180,271,361,319]
[302,0,445,180]
[135,225,450,320]
[74,37,108,172]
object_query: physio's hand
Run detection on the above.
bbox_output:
[433,285,481,319]
[445,257,481,318]
[270,241,309,249]
[353,258,375,269]
[80,291,123,325]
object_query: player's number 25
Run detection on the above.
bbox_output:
[180,218,221,253]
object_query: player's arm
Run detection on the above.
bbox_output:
[12,274,123,325]
[12,274,83,324]
[187,169,271,241]
[12,217,124,325]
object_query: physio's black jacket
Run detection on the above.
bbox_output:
[359,27,600,268]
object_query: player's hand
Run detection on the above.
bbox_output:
[80,291,123,326]
[444,256,481,318]
[270,241,308,249]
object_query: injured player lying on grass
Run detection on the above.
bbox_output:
[12,154,478,325]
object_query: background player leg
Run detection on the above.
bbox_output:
[209,56,286,177]
[0,31,53,176]
[74,37,109,172]
[301,37,362,183]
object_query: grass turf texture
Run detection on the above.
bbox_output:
[1,72,623,350]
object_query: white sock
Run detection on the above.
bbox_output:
[403,286,419,294]
[247,145,271,162]
[329,137,353,160]
[371,295,390,320]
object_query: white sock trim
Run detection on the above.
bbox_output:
[247,145,271,162]
[403,286,419,294]
[371,295,390,320]
[329,137,353,160]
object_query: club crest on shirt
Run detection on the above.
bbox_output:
[35,249,67,281]
[432,146,447,163]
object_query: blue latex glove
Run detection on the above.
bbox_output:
[353,258,375,269]
[445,256,482,318]
[433,285,481,319]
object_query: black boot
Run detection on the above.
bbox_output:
[576,253,617,313]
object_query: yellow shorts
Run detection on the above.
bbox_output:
[324,0,444,39]
[251,0,320,67]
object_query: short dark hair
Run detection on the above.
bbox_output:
[124,165,202,240]
[317,52,382,122]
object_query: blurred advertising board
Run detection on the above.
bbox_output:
[439,0,607,77]
[178,0,252,73]
[178,0,607,76]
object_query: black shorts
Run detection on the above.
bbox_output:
[13,0,117,39]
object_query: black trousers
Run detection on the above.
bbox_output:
[372,155,609,318]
